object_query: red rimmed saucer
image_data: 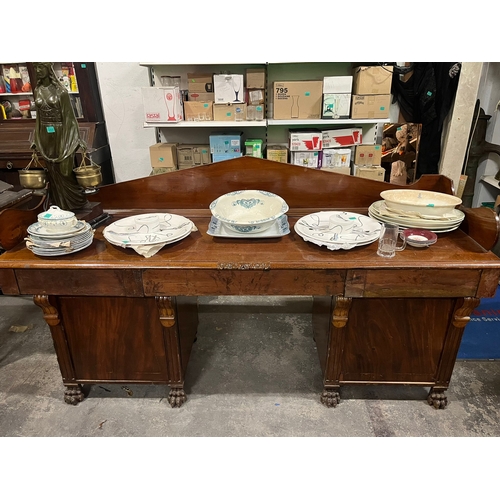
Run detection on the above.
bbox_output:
[402,228,438,248]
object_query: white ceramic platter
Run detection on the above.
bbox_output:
[294,211,382,250]
[103,213,194,248]
[27,220,89,238]
[207,215,290,238]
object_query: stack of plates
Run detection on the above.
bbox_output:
[26,220,94,256]
[369,200,465,233]
[294,211,382,250]
[103,213,195,257]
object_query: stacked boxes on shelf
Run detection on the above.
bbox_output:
[289,129,323,168]
[246,68,265,121]
[244,139,263,158]
[351,65,392,120]
[322,76,353,119]
[149,143,178,175]
[319,127,362,175]
[185,74,214,121]
[177,145,211,169]
[353,144,385,180]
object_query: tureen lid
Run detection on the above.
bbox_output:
[38,205,75,220]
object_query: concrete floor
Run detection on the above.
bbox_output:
[1,294,500,437]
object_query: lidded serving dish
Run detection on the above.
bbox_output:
[37,205,78,233]
[209,189,289,233]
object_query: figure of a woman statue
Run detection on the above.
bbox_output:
[32,62,88,210]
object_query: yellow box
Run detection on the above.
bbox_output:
[266,145,288,163]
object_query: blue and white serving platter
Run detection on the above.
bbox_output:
[207,214,290,238]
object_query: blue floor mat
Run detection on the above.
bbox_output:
[458,285,500,359]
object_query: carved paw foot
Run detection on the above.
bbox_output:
[64,386,85,405]
[321,389,340,408]
[427,389,448,410]
[168,388,187,408]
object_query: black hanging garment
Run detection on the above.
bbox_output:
[391,62,461,178]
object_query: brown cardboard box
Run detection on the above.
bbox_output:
[183,101,213,121]
[187,73,213,93]
[352,66,393,95]
[320,166,351,175]
[177,144,211,167]
[266,145,288,163]
[354,165,385,181]
[149,143,177,168]
[351,94,391,119]
[354,144,382,166]
[187,92,215,101]
[246,68,266,88]
[247,88,265,105]
[150,166,176,176]
[273,81,323,119]
[213,103,247,121]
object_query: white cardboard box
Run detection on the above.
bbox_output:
[213,74,245,103]
[322,128,362,148]
[322,148,352,168]
[320,166,351,175]
[290,151,320,168]
[141,87,184,123]
[323,76,353,94]
[322,93,351,119]
[289,130,323,151]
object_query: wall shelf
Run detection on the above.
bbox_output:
[143,120,266,128]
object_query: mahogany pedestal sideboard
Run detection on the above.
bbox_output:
[1,157,499,409]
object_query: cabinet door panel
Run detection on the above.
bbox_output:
[59,296,168,382]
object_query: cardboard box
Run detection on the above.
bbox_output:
[323,76,353,94]
[212,152,243,163]
[187,73,213,93]
[352,65,393,95]
[213,103,247,121]
[266,145,288,163]
[247,89,265,105]
[246,68,266,89]
[209,133,242,154]
[322,93,351,119]
[187,92,215,101]
[244,139,264,158]
[141,87,184,123]
[177,144,211,167]
[273,81,323,119]
[183,101,213,121]
[354,144,382,166]
[322,148,352,168]
[290,151,321,168]
[354,165,386,181]
[149,143,177,168]
[322,128,362,148]
[150,166,176,176]
[351,94,391,119]
[289,130,323,151]
[320,166,351,175]
[213,74,245,103]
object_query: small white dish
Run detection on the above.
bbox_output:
[207,215,290,238]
